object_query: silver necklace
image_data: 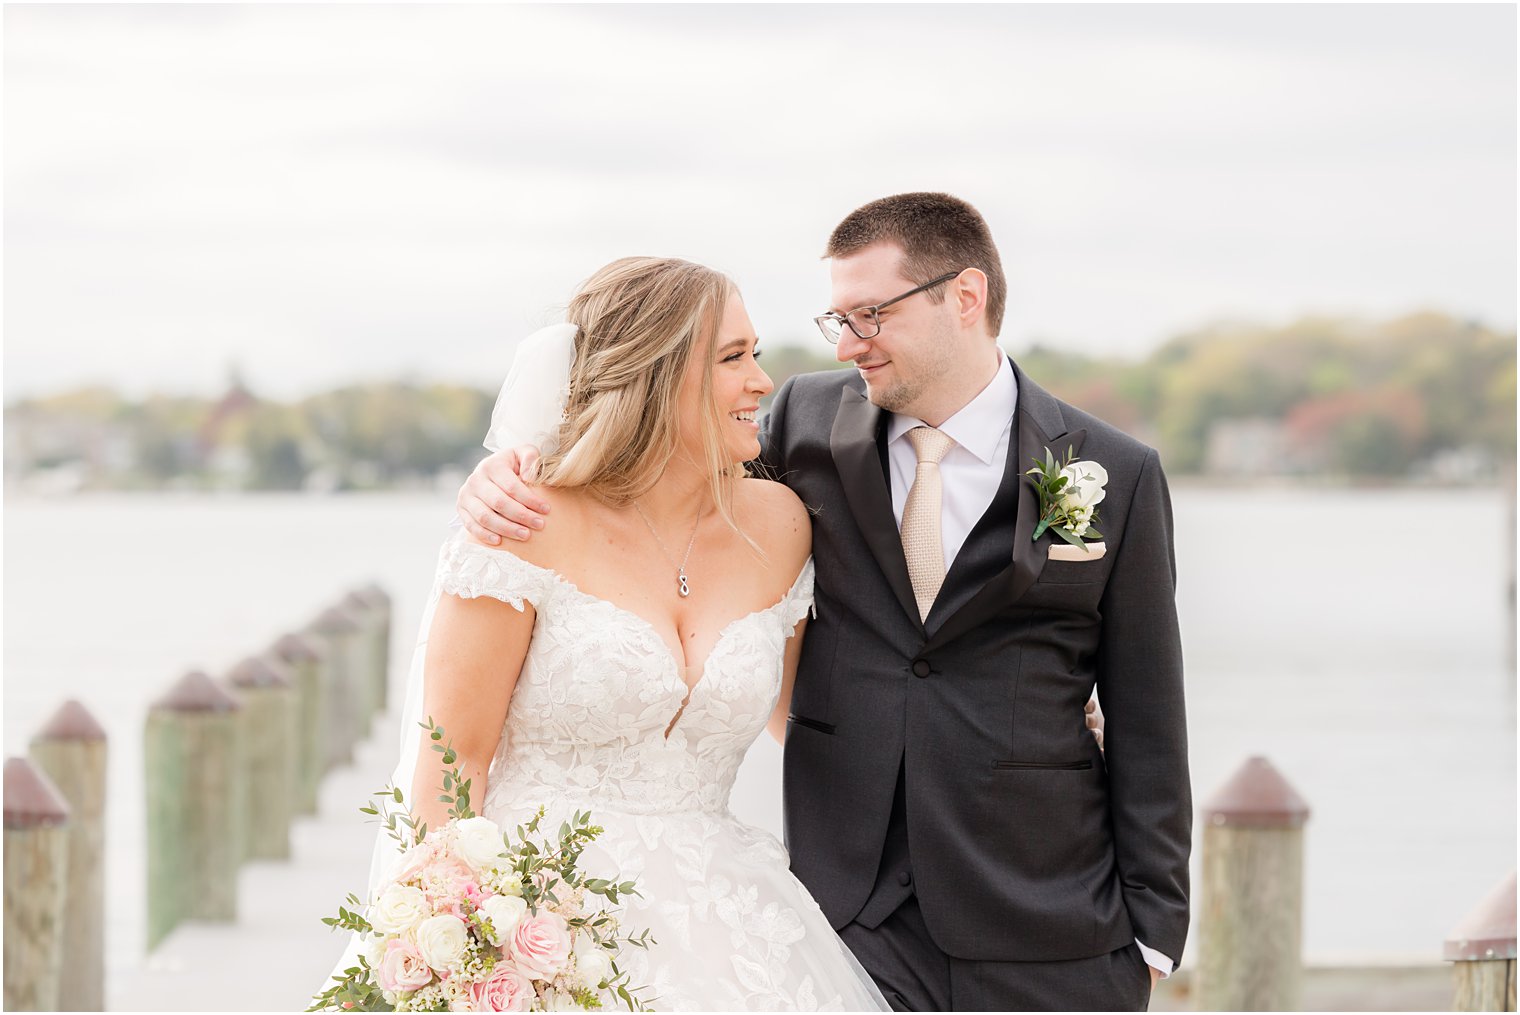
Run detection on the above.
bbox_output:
[632,502,701,598]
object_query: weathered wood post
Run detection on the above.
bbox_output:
[1505,461,1515,673]
[28,701,107,1012]
[145,670,243,948]
[271,632,328,815]
[4,757,71,1012]
[360,583,393,710]
[227,655,296,861]
[308,606,362,771]
[341,590,379,735]
[1196,756,1310,1011]
[1446,870,1517,1011]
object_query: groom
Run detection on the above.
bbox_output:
[458,193,1191,1010]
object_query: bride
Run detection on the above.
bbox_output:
[333,256,889,1011]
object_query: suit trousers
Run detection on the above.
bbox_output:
[840,895,1153,1012]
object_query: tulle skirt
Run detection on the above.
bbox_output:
[484,797,889,1013]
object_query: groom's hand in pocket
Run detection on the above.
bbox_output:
[1085,695,1105,751]
[457,445,550,544]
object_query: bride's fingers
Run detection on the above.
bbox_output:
[460,498,507,544]
[479,462,550,522]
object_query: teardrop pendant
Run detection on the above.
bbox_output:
[678,571,691,598]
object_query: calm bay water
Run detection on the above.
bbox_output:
[3,487,1514,976]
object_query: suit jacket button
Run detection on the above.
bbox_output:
[912,659,931,678]
[898,871,912,886]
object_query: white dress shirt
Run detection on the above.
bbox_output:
[886,352,1017,570]
[884,350,1174,980]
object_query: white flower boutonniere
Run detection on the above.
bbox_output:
[1025,445,1108,551]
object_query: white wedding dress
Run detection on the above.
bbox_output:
[432,533,888,1012]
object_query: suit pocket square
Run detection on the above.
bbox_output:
[1048,541,1106,562]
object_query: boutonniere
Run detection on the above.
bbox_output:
[1025,446,1107,551]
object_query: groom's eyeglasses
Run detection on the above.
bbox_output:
[813,271,963,344]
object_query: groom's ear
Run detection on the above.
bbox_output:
[952,268,990,330]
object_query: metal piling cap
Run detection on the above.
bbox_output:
[1445,870,1518,962]
[33,699,108,742]
[310,605,361,635]
[228,654,293,689]
[150,670,242,713]
[270,632,327,663]
[4,757,71,829]
[1202,755,1311,829]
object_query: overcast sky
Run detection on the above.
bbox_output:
[4,4,1515,401]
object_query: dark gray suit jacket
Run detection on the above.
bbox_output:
[760,360,1191,965]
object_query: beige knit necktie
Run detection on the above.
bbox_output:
[901,426,956,622]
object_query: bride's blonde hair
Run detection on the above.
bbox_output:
[537,256,749,530]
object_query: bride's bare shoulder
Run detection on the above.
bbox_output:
[462,484,589,572]
[734,478,811,573]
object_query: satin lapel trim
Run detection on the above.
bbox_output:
[829,385,920,627]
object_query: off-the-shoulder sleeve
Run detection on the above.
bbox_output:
[778,556,816,633]
[434,535,558,613]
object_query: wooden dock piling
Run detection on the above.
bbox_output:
[1447,870,1517,1011]
[341,590,380,736]
[28,700,108,1012]
[270,632,329,815]
[359,583,393,709]
[4,757,72,1012]
[145,670,243,948]
[227,655,297,861]
[1196,755,1311,1011]
[307,606,363,771]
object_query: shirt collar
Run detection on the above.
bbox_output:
[887,351,1017,465]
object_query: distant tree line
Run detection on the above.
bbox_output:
[3,311,1512,491]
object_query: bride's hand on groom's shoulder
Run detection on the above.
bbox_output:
[457,445,551,544]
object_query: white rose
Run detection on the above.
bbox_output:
[541,988,582,1012]
[479,893,528,946]
[414,913,470,971]
[452,816,505,870]
[1058,460,1108,510]
[362,933,388,970]
[573,931,613,988]
[370,884,429,935]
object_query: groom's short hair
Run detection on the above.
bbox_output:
[825,192,1008,337]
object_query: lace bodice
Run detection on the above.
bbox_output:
[434,535,815,819]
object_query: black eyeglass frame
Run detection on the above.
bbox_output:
[813,270,964,344]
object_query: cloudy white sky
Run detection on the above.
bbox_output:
[4,4,1515,400]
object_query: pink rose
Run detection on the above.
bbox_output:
[377,938,432,993]
[510,911,572,979]
[445,881,487,921]
[389,841,433,885]
[422,858,475,906]
[473,963,535,1012]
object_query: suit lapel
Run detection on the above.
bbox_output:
[923,363,1087,653]
[829,384,920,627]
[923,412,1024,634]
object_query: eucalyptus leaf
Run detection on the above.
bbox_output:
[1053,526,1088,549]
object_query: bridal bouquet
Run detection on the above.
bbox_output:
[311,721,654,1012]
